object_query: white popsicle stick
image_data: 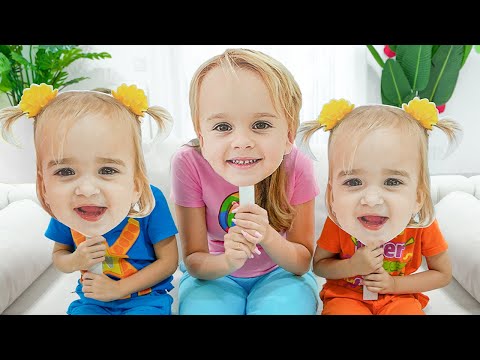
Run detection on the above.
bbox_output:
[238,185,262,257]
[89,262,103,275]
[86,236,104,275]
[363,285,378,300]
[239,185,255,205]
[358,238,380,300]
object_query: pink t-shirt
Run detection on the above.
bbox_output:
[170,145,320,278]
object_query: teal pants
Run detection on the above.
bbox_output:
[178,264,319,315]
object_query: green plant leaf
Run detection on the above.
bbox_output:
[432,46,441,57]
[402,92,416,105]
[461,45,473,68]
[419,45,464,105]
[0,45,111,106]
[388,45,397,52]
[59,77,89,90]
[38,45,76,52]
[475,45,480,53]
[381,88,399,107]
[0,74,13,92]
[366,45,384,68]
[0,45,12,58]
[381,59,413,107]
[82,52,111,60]
[396,45,432,91]
[0,53,11,73]
[10,52,31,68]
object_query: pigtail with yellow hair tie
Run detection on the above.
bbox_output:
[19,83,58,118]
[295,98,354,161]
[111,84,149,117]
[317,98,355,131]
[402,97,439,130]
[404,96,462,159]
[112,83,174,145]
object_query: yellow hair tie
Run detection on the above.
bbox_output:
[111,84,148,117]
[19,83,58,118]
[402,97,438,130]
[317,99,354,131]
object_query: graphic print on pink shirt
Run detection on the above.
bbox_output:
[218,192,239,232]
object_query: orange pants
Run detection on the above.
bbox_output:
[322,294,425,315]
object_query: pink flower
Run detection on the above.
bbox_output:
[384,45,396,58]
[436,104,446,114]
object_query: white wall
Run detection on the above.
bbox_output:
[0,113,36,183]
[1,45,480,184]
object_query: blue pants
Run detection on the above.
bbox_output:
[178,264,319,315]
[68,290,173,315]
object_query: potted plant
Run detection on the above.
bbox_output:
[0,45,111,106]
[366,45,479,112]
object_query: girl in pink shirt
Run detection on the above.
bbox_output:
[171,48,320,314]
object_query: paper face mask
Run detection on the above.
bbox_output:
[40,114,141,274]
[329,126,423,299]
[197,66,293,194]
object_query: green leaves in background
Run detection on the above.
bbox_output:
[0,45,111,106]
[396,45,432,92]
[368,45,477,108]
[381,59,412,107]
[418,45,463,105]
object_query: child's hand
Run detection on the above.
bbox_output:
[82,271,123,302]
[362,266,395,294]
[223,225,258,272]
[73,236,107,271]
[231,203,270,247]
[349,240,384,276]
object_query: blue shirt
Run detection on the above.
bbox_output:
[45,184,178,295]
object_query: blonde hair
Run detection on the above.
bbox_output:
[189,48,302,232]
[300,104,461,228]
[0,89,172,219]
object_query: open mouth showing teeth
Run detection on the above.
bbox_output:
[74,206,107,221]
[227,159,260,165]
[358,215,388,230]
[359,216,388,225]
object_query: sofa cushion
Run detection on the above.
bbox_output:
[435,191,480,304]
[0,199,52,314]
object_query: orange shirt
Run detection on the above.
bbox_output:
[317,217,448,306]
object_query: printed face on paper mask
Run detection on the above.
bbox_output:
[197,67,293,187]
[330,127,423,245]
[39,114,140,237]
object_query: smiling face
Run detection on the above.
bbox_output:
[329,126,423,245]
[38,113,140,237]
[197,67,293,186]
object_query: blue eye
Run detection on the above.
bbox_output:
[99,167,119,175]
[54,168,75,177]
[385,178,402,186]
[343,178,362,187]
[213,123,231,132]
[252,121,272,130]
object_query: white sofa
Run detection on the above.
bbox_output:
[2,137,480,315]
